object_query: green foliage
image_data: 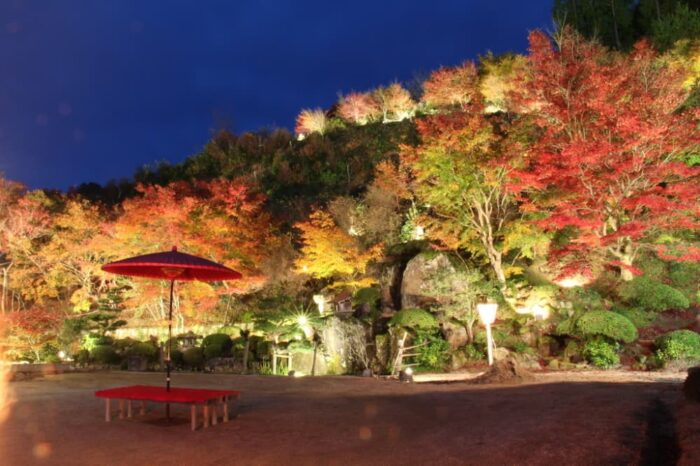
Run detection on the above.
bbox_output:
[612,307,656,329]
[389,308,438,330]
[126,342,158,362]
[583,339,620,369]
[90,345,119,365]
[183,347,204,369]
[652,3,700,51]
[462,344,485,361]
[619,277,690,312]
[655,330,700,362]
[421,264,497,343]
[561,287,604,312]
[668,261,700,305]
[74,349,90,365]
[170,348,184,368]
[202,333,233,359]
[576,311,638,343]
[353,287,381,310]
[414,331,450,370]
[39,342,61,363]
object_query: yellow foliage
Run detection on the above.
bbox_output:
[295,210,382,286]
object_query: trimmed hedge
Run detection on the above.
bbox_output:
[183,347,204,369]
[655,330,700,362]
[91,345,119,365]
[612,307,655,329]
[202,333,233,359]
[620,277,689,312]
[389,308,438,330]
[576,311,638,343]
[127,342,158,362]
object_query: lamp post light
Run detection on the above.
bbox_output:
[476,302,498,366]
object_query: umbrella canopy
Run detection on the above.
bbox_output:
[102,246,242,281]
[101,246,242,402]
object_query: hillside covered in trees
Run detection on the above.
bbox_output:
[1,24,698,375]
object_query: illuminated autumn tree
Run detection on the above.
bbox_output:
[0,187,53,310]
[511,30,700,280]
[404,109,521,289]
[479,53,527,113]
[422,61,481,110]
[373,83,415,123]
[295,108,329,137]
[5,306,61,361]
[337,92,381,125]
[294,209,382,288]
[107,179,273,325]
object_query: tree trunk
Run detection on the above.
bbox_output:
[654,0,661,21]
[611,0,622,49]
[242,337,250,375]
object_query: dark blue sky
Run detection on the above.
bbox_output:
[0,1,553,190]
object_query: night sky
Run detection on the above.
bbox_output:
[0,1,553,190]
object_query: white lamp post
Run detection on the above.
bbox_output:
[477,302,498,366]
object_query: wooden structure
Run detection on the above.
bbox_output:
[95,385,240,431]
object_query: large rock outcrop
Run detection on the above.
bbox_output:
[400,252,455,309]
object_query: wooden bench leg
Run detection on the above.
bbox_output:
[223,396,229,423]
[119,400,125,419]
[140,401,146,416]
[211,401,218,426]
[105,399,111,422]
[127,400,133,418]
[203,404,209,428]
[191,405,196,431]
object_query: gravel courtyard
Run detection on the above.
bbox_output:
[1,370,698,465]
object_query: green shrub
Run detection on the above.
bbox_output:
[91,345,119,365]
[127,342,158,362]
[183,347,204,369]
[95,335,114,346]
[576,311,638,343]
[353,287,381,309]
[562,287,604,311]
[668,262,700,305]
[39,342,60,363]
[583,339,620,368]
[462,344,485,361]
[414,331,449,370]
[255,340,273,360]
[655,330,700,362]
[389,308,438,330]
[202,333,233,359]
[170,348,184,368]
[74,349,90,365]
[619,277,690,312]
[612,307,656,329]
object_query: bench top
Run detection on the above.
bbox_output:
[95,385,240,403]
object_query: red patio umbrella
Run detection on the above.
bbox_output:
[102,246,241,395]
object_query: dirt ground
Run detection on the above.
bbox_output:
[1,370,698,466]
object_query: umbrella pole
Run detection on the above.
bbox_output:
[166,279,174,420]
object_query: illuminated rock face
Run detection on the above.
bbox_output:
[400,252,455,309]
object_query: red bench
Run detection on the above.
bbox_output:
[95,385,240,431]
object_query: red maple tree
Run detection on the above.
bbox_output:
[510,30,700,280]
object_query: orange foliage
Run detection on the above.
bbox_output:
[422,61,481,110]
[294,209,382,287]
[337,92,381,125]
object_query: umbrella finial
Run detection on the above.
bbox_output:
[172,245,177,252]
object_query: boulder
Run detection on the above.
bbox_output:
[400,252,455,309]
[440,322,469,350]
